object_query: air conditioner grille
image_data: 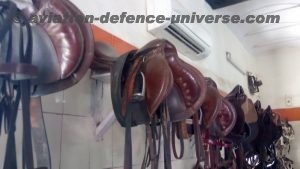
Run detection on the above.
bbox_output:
[165,24,205,54]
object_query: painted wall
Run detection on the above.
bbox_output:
[256,47,300,168]
[257,47,300,109]
[71,0,257,95]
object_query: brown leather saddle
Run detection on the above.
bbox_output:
[111,39,206,169]
[170,77,237,169]
[0,0,94,168]
[201,78,237,169]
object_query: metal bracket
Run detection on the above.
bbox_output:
[226,51,246,75]
[95,111,116,140]
[90,72,116,140]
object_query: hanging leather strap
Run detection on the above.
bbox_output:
[3,84,21,169]
[162,103,172,169]
[124,109,133,169]
[0,1,16,42]
[30,97,51,169]
[193,109,206,169]
[21,80,34,169]
[171,124,184,159]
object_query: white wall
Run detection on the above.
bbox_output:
[256,47,300,168]
[287,121,300,169]
[257,47,300,109]
[71,0,257,95]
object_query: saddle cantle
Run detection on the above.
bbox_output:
[24,0,84,79]
[32,0,94,96]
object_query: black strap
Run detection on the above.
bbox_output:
[141,129,150,169]
[162,102,172,169]
[0,1,16,42]
[124,109,132,169]
[21,80,34,169]
[3,84,21,169]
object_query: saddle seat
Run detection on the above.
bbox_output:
[3,0,94,96]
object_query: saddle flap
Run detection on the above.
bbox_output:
[111,51,149,127]
[212,99,237,137]
[242,98,258,124]
[143,50,173,118]
[201,84,222,128]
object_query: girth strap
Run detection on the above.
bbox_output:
[21,80,34,169]
[162,102,172,169]
[124,109,133,169]
[3,84,21,169]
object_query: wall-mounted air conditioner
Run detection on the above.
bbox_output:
[146,0,212,60]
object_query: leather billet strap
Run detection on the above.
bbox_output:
[3,84,21,169]
[0,1,17,42]
[124,108,133,169]
[171,124,184,159]
[162,101,172,169]
[30,97,51,169]
[193,110,205,168]
[141,123,161,169]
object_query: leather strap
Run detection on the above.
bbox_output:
[0,1,16,42]
[3,84,21,169]
[21,80,34,169]
[162,102,172,169]
[193,110,205,167]
[30,97,51,169]
[124,108,132,169]
[171,124,184,159]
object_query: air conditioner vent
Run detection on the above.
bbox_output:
[165,24,205,54]
[147,0,212,60]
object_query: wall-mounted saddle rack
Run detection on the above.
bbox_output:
[226,51,246,75]
[91,72,116,140]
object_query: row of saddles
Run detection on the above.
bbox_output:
[100,39,296,169]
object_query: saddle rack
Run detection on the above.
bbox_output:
[91,69,116,140]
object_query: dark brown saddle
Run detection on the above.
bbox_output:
[111,39,206,169]
[171,77,237,169]
[240,99,260,168]
[253,105,283,168]
[225,85,247,141]
[200,78,237,169]
[204,78,237,138]
[0,0,94,168]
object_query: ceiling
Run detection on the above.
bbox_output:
[215,0,300,55]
